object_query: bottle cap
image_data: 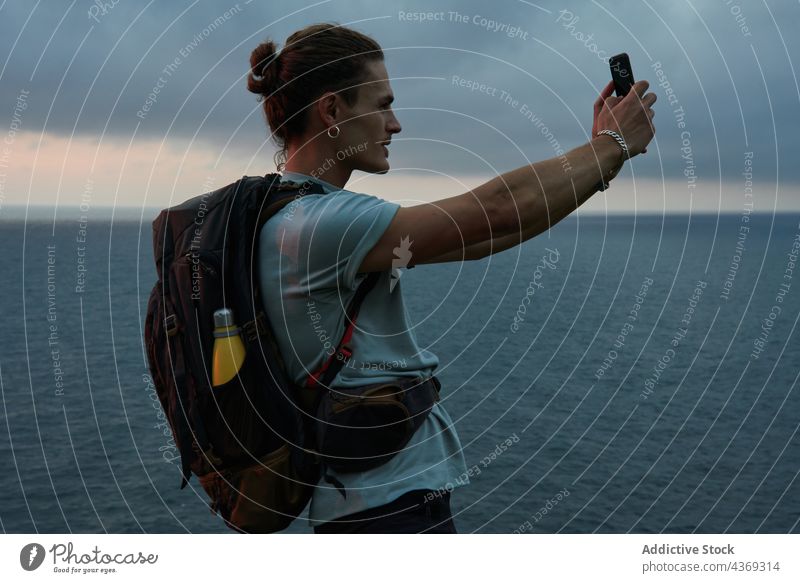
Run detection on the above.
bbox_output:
[213,308,235,328]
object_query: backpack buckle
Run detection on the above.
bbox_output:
[242,312,267,342]
[165,314,179,337]
[335,344,353,363]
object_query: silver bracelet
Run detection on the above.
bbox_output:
[596,129,630,159]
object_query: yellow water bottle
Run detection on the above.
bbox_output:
[212,308,246,387]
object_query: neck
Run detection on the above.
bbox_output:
[283,141,352,189]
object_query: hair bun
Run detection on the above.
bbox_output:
[247,40,280,95]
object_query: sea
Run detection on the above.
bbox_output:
[1,209,798,533]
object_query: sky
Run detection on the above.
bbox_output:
[0,0,798,215]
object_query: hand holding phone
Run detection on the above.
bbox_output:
[592,52,656,158]
[592,53,656,154]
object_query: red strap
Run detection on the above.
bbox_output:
[305,318,357,389]
[304,272,381,390]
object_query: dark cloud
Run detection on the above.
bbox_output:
[1,0,797,181]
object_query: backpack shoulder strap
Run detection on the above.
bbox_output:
[257,177,325,229]
[258,174,383,390]
[305,271,381,390]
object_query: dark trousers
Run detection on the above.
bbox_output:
[313,489,458,534]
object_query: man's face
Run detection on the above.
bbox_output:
[338,59,402,174]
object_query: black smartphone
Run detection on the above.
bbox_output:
[609,53,634,97]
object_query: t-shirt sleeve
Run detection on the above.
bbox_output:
[294,191,400,292]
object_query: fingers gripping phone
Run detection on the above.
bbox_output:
[609,53,634,97]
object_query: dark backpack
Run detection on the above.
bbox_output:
[144,173,439,533]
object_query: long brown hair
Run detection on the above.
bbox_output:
[247,23,384,170]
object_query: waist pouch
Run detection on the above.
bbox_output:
[315,375,441,474]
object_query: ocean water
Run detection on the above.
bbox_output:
[0,211,798,534]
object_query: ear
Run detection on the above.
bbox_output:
[315,91,340,129]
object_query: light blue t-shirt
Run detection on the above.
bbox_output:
[258,171,470,526]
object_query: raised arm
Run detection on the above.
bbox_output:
[358,80,656,271]
[412,134,625,264]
